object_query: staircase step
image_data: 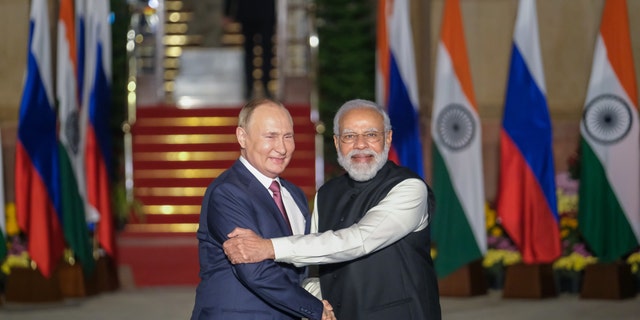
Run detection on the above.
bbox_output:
[133,141,315,152]
[140,214,201,225]
[134,177,213,188]
[130,105,317,232]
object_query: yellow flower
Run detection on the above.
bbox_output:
[485,203,496,230]
[486,214,495,230]
[552,252,597,272]
[490,227,503,237]
[5,202,20,236]
[430,248,437,260]
[502,251,522,266]
[482,249,502,268]
[560,217,578,229]
[626,251,640,274]
[483,249,522,268]
[553,256,571,270]
[573,255,598,272]
[557,191,578,214]
[1,251,31,275]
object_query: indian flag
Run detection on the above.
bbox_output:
[58,0,95,274]
[431,0,486,278]
[578,0,640,263]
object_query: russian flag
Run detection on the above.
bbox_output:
[15,0,65,278]
[376,0,423,178]
[76,0,87,109]
[82,0,115,258]
[496,0,561,264]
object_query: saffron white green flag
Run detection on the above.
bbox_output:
[579,0,640,263]
[431,0,486,278]
[58,0,95,274]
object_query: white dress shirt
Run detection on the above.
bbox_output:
[238,156,305,235]
[271,178,430,266]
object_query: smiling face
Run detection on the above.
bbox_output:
[237,102,295,178]
[334,107,392,181]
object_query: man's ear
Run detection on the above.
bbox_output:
[386,130,393,146]
[237,127,247,148]
[333,134,339,150]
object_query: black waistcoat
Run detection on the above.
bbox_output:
[317,161,441,320]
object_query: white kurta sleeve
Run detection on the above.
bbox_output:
[271,178,429,267]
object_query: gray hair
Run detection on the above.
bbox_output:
[238,98,290,129]
[333,99,391,135]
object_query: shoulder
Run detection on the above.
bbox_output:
[394,178,431,201]
[396,178,427,190]
[203,163,256,199]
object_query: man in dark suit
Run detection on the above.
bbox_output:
[191,99,335,320]
[222,99,442,319]
[224,0,276,99]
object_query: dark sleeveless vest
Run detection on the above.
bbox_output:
[317,161,441,320]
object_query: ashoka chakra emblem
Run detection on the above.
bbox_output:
[65,110,80,155]
[436,103,476,151]
[583,94,632,145]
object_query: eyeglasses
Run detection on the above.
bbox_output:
[337,131,385,144]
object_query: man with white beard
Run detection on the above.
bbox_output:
[223,99,442,320]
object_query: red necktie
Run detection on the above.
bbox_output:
[269,181,292,231]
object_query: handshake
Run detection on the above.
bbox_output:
[224,227,337,320]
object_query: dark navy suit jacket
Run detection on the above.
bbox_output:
[191,160,323,320]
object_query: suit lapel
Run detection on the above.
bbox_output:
[281,179,311,234]
[232,160,293,235]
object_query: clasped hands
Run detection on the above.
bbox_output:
[224,228,337,320]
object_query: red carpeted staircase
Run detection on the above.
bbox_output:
[117,105,317,287]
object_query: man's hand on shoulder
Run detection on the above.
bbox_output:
[224,227,275,264]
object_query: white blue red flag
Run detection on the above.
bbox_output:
[82,0,115,258]
[376,0,423,177]
[76,0,87,106]
[496,0,561,264]
[16,0,65,278]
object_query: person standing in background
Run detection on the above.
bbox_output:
[224,0,276,99]
[188,0,224,47]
